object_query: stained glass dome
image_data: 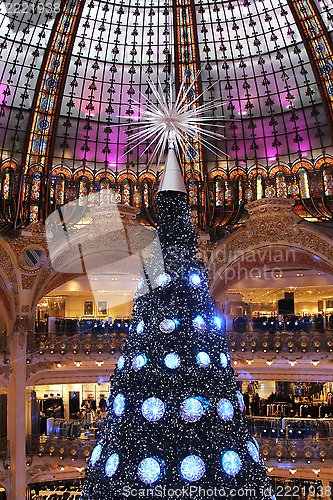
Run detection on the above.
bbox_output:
[1,0,333,235]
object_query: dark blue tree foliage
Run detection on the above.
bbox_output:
[81,191,273,499]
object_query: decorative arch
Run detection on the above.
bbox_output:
[269,164,291,176]
[291,160,314,173]
[210,198,333,295]
[0,158,19,171]
[314,156,333,170]
[52,165,72,178]
[95,172,116,183]
[208,169,228,180]
[74,169,94,181]
[117,172,137,183]
[229,169,247,180]
[248,167,268,179]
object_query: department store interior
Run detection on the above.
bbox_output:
[1,0,333,497]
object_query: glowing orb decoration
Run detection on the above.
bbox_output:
[214,316,222,329]
[136,320,145,334]
[221,450,242,477]
[196,351,211,368]
[220,353,228,368]
[132,354,148,372]
[193,315,205,331]
[117,355,125,370]
[105,453,120,477]
[113,394,126,416]
[189,273,201,287]
[155,273,171,287]
[236,391,245,412]
[164,353,181,369]
[159,319,176,334]
[137,457,162,485]
[180,455,206,482]
[217,399,234,421]
[90,444,102,466]
[180,397,204,422]
[141,397,165,422]
[247,440,260,463]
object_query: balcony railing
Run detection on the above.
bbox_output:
[226,330,333,353]
[25,433,333,463]
[27,329,333,356]
[27,332,125,356]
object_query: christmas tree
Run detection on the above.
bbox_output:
[81,143,274,499]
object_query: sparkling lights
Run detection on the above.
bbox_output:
[196,351,211,368]
[105,453,120,477]
[155,273,172,287]
[113,394,126,417]
[180,455,206,482]
[132,354,148,371]
[247,440,260,463]
[137,457,162,485]
[221,450,242,477]
[180,397,205,422]
[90,444,102,466]
[141,397,165,422]
[164,352,181,369]
[159,319,176,333]
[220,353,228,368]
[217,399,234,421]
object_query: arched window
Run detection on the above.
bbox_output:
[99,177,111,204]
[55,174,65,206]
[237,176,243,203]
[122,179,131,205]
[225,181,234,206]
[188,177,199,206]
[244,180,253,203]
[275,171,287,198]
[215,176,224,207]
[79,176,89,205]
[1,168,11,200]
[133,184,142,208]
[323,166,333,197]
[298,168,310,199]
[143,180,150,207]
[256,174,264,200]
[31,171,42,201]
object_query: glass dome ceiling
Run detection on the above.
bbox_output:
[0,0,333,234]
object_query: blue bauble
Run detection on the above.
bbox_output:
[159,319,176,333]
[217,399,234,421]
[193,315,205,331]
[136,320,145,334]
[164,352,181,369]
[113,394,125,416]
[132,353,148,371]
[189,273,201,287]
[180,397,204,422]
[117,355,125,370]
[137,457,162,485]
[236,390,245,412]
[90,443,102,466]
[247,440,260,463]
[180,455,206,482]
[221,450,242,477]
[155,273,171,287]
[141,397,165,422]
[220,352,228,368]
[196,351,211,368]
[105,453,120,477]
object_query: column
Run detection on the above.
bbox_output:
[7,318,28,500]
